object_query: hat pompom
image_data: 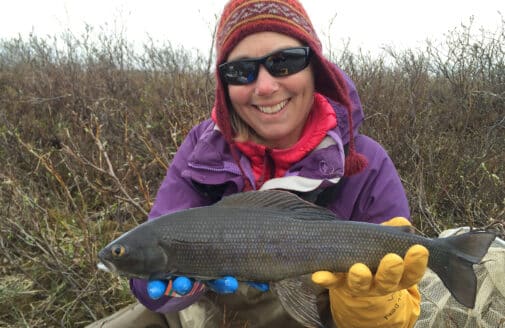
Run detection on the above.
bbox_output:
[344,150,368,176]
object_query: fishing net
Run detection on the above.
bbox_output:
[415,227,505,328]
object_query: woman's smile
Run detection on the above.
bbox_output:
[254,99,289,114]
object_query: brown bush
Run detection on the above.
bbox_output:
[0,18,503,327]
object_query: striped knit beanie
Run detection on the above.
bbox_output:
[214,0,367,177]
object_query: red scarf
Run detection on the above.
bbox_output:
[234,93,337,189]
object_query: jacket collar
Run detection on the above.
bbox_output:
[184,121,346,193]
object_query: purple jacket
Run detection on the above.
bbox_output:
[130,69,410,313]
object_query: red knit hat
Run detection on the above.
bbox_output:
[214,0,367,177]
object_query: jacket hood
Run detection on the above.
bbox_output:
[323,65,364,146]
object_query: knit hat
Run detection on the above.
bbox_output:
[214,0,367,177]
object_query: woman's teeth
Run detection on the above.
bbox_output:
[257,100,288,114]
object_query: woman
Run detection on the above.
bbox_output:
[89,0,428,327]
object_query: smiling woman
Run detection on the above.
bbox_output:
[0,0,504,326]
[87,0,430,327]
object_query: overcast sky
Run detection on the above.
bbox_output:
[1,1,503,55]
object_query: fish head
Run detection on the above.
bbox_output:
[97,226,170,279]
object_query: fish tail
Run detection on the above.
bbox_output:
[429,230,495,308]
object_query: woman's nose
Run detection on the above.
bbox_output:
[254,65,279,96]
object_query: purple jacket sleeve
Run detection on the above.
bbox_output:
[130,124,211,313]
[329,134,411,223]
[148,123,215,219]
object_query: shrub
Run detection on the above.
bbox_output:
[0,18,503,327]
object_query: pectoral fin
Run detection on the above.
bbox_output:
[272,278,324,328]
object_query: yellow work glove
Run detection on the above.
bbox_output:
[312,217,429,328]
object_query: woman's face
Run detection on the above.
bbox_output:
[226,32,315,149]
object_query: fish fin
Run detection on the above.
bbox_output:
[430,230,495,308]
[443,230,496,262]
[215,190,336,221]
[272,278,324,328]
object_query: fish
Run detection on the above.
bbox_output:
[98,190,496,328]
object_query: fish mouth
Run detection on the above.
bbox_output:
[97,261,116,273]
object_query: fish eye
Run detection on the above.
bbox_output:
[111,244,126,257]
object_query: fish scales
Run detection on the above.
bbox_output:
[144,205,433,281]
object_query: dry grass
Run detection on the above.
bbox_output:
[0,18,504,327]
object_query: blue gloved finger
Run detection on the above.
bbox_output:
[147,277,195,299]
[206,276,239,294]
[246,281,270,292]
[147,280,168,300]
[172,276,194,295]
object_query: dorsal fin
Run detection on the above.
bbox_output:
[215,190,336,220]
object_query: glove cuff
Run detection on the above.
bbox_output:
[329,286,421,328]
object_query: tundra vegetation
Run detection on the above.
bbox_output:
[0,18,504,327]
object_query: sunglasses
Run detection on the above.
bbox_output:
[219,46,312,85]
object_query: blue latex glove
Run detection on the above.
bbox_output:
[206,276,240,293]
[147,276,269,300]
[246,281,270,292]
[147,277,196,299]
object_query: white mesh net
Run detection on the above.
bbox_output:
[415,227,505,328]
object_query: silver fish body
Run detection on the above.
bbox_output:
[98,190,495,327]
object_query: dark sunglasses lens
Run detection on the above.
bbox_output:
[220,61,258,85]
[266,48,309,77]
[219,47,310,85]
